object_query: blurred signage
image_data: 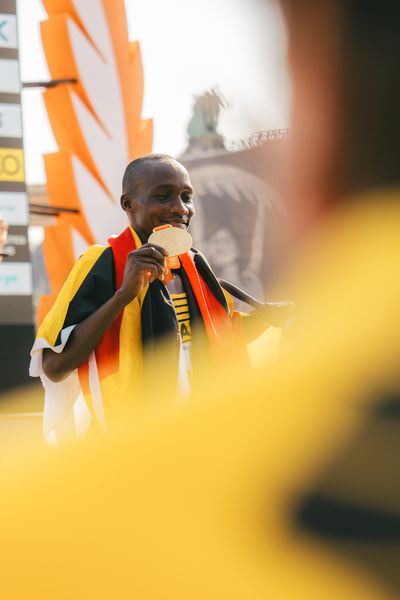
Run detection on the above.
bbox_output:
[0,103,22,137]
[0,13,17,48]
[0,0,33,326]
[0,262,32,295]
[0,147,24,181]
[2,227,29,261]
[0,59,20,93]
[0,191,28,225]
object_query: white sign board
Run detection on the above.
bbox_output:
[0,191,28,225]
[0,103,22,137]
[0,59,20,93]
[0,262,32,295]
[0,14,17,49]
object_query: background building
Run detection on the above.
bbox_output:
[181,90,289,305]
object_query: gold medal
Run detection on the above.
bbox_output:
[149,225,193,283]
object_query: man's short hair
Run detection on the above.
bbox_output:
[122,154,177,196]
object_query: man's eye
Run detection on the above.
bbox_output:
[155,194,168,200]
[182,194,193,203]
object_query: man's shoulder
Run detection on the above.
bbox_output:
[77,243,111,263]
[59,243,116,306]
[68,244,115,287]
[190,247,213,272]
[190,246,206,261]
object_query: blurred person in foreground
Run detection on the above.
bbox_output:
[0,1,398,599]
[30,154,287,442]
[280,0,400,226]
[268,0,400,593]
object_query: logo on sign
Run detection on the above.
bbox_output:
[0,14,17,49]
[0,148,24,182]
[0,20,7,42]
[0,192,29,226]
[0,262,32,295]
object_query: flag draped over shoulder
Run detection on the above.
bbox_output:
[30,227,245,442]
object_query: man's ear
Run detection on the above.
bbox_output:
[120,194,131,211]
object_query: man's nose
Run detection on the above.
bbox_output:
[169,195,189,214]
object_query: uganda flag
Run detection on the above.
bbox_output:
[30,226,244,443]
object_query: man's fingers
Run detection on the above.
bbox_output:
[139,264,158,283]
[136,258,164,280]
[141,243,169,256]
[264,301,294,313]
[129,246,167,267]
[256,302,295,327]
[135,243,169,260]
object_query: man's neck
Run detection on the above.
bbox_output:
[130,226,149,244]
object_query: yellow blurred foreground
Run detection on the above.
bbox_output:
[0,194,399,599]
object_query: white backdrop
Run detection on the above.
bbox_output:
[17,0,290,184]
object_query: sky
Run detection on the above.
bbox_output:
[16,0,291,184]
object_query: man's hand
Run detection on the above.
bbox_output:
[118,243,169,302]
[256,301,295,328]
[242,301,295,343]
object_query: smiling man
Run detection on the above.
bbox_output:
[30,154,280,440]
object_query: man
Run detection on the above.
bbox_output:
[30,154,285,438]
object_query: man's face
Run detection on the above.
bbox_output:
[122,159,195,240]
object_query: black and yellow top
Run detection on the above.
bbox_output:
[170,292,192,344]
